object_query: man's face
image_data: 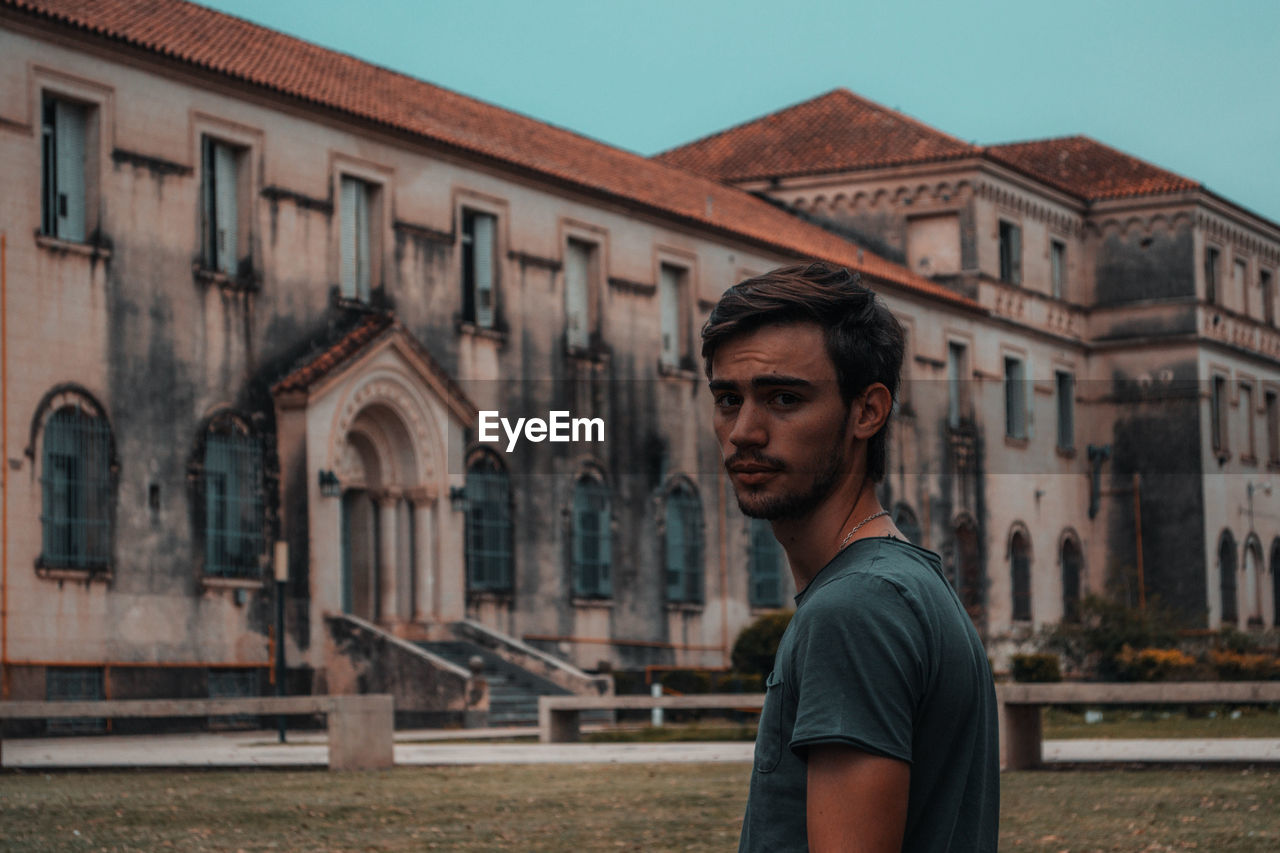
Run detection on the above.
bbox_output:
[709,322,854,520]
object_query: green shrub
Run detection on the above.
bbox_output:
[1038,594,1181,680]
[731,611,793,677]
[1010,653,1062,683]
[659,669,713,694]
[1208,648,1280,681]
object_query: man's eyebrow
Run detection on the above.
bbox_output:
[708,375,814,391]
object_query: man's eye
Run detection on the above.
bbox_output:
[714,393,742,408]
[772,392,801,406]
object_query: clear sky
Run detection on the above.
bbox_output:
[200,0,1280,224]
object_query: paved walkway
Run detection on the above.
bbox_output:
[4,729,1280,769]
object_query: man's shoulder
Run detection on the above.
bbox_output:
[810,538,944,600]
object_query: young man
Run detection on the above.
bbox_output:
[703,262,999,852]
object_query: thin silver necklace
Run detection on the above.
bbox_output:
[838,509,889,550]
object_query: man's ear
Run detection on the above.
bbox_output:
[850,383,893,440]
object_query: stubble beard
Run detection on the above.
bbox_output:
[733,433,849,522]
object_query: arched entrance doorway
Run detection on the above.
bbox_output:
[332,398,437,627]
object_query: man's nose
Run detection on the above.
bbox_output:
[728,401,767,448]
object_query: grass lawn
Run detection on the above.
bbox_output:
[2,764,1277,852]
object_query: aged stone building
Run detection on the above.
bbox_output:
[1,1,1276,716]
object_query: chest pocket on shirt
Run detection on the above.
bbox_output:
[754,670,786,774]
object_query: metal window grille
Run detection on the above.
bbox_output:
[748,519,781,608]
[1061,539,1082,623]
[665,487,704,604]
[46,667,105,734]
[1220,535,1238,625]
[40,406,113,569]
[208,668,261,729]
[204,428,265,578]
[572,477,611,597]
[1010,533,1032,622]
[465,458,512,592]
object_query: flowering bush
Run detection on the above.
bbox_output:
[1208,649,1280,681]
[1112,645,1199,682]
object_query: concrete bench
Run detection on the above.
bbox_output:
[0,694,394,771]
[997,681,1280,770]
[538,693,765,743]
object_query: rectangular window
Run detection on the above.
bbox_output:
[1234,259,1249,315]
[202,137,243,275]
[998,220,1022,285]
[1004,356,1027,440]
[461,210,497,327]
[947,342,967,428]
[1262,270,1275,327]
[339,176,375,301]
[1211,375,1227,453]
[41,96,89,242]
[1050,239,1066,300]
[1266,391,1279,464]
[1240,382,1256,462]
[564,238,594,350]
[1055,370,1075,450]
[660,263,688,368]
[1205,246,1221,304]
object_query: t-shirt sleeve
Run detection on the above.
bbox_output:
[786,574,927,764]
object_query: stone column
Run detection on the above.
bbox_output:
[412,496,436,623]
[377,492,400,624]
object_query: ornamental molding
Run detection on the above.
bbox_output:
[1196,211,1280,264]
[327,367,445,490]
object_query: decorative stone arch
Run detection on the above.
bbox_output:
[26,382,117,469]
[327,367,444,494]
[1218,528,1238,626]
[1058,527,1084,623]
[1007,521,1033,623]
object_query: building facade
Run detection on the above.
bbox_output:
[1,1,1276,709]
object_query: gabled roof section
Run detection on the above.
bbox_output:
[4,0,978,312]
[272,313,476,421]
[984,135,1201,202]
[654,89,979,182]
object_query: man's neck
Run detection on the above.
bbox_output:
[772,478,883,593]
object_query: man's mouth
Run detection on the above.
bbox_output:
[727,461,781,485]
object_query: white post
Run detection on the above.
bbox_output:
[651,681,663,728]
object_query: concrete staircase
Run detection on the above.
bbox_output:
[417,640,572,726]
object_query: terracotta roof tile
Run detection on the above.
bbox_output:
[654,89,978,182]
[4,0,978,312]
[272,314,395,395]
[984,136,1201,202]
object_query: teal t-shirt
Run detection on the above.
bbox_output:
[739,537,999,853]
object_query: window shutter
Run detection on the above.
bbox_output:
[598,503,612,596]
[473,213,495,327]
[354,181,371,301]
[53,100,87,242]
[665,501,684,601]
[1009,225,1022,285]
[213,142,238,274]
[339,177,359,298]
[660,265,679,366]
[565,241,590,349]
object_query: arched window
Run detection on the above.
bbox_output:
[571,474,611,597]
[665,481,704,604]
[39,397,114,570]
[465,453,513,593]
[1243,535,1264,625]
[1271,539,1280,628]
[892,503,922,546]
[1010,528,1032,622]
[1060,534,1083,623]
[202,416,265,578]
[1219,531,1238,626]
[748,518,782,608]
[951,515,983,624]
